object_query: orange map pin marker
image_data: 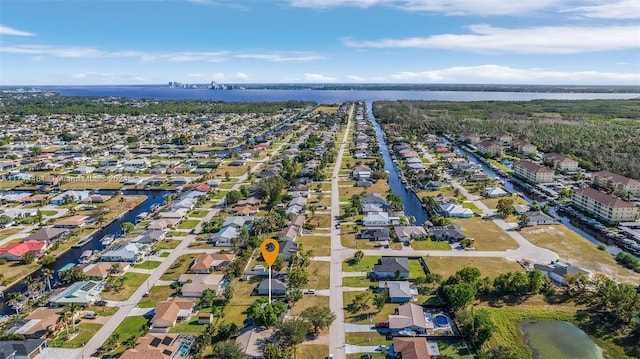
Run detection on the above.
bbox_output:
[261,239,279,267]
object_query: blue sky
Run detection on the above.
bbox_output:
[1,0,639,85]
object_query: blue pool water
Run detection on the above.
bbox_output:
[434,315,448,327]
[221,278,231,288]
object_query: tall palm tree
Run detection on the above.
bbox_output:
[67,303,80,333]
[42,268,54,292]
[57,311,70,337]
[7,292,26,314]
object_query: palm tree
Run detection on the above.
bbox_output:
[67,303,80,333]
[42,268,54,292]
[57,311,70,337]
[7,292,26,314]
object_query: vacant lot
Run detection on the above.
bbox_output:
[451,217,519,251]
[521,225,640,285]
[306,261,330,289]
[296,235,331,256]
[426,256,524,279]
[138,286,177,308]
[161,254,198,281]
[101,272,150,301]
[290,295,330,316]
[343,255,381,272]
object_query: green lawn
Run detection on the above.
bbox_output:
[84,306,118,316]
[50,322,103,348]
[104,315,151,355]
[169,315,208,334]
[137,286,177,308]
[40,210,58,216]
[342,276,374,288]
[298,344,330,359]
[296,235,331,256]
[462,201,483,214]
[101,272,150,301]
[343,256,381,272]
[451,217,519,251]
[159,252,170,257]
[133,260,162,270]
[426,256,524,279]
[410,240,452,250]
[177,219,200,229]
[154,239,181,250]
[431,340,473,359]
[161,253,199,281]
[345,332,392,346]
[189,210,209,218]
[409,259,426,278]
[290,295,329,316]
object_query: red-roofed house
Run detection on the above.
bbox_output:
[0,240,46,261]
[572,187,638,223]
[189,183,210,192]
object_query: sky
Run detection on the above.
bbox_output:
[0,0,639,85]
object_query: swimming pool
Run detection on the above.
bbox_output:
[434,315,448,327]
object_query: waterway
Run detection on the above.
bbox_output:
[367,102,429,226]
[1,189,170,314]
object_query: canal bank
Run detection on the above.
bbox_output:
[0,189,171,314]
[367,101,429,226]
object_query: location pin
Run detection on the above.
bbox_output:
[260,238,279,267]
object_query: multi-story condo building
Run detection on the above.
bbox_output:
[476,140,502,158]
[572,187,638,223]
[544,153,579,173]
[591,171,640,196]
[513,160,554,183]
[512,139,537,155]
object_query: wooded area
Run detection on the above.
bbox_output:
[373,99,640,179]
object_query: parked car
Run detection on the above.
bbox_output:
[360,355,373,359]
[95,300,108,306]
[143,291,151,297]
[83,311,98,319]
[374,321,389,328]
[303,289,316,295]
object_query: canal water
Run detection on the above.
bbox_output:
[367,102,429,226]
[1,189,170,314]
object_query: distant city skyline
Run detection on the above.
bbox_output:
[1,0,639,85]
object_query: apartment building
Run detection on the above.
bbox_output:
[572,187,638,223]
[591,171,640,196]
[513,160,554,184]
[544,153,579,173]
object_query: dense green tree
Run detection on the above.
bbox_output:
[441,283,477,311]
[300,306,336,333]
[278,317,310,347]
[246,298,287,327]
[496,198,515,218]
[210,340,244,359]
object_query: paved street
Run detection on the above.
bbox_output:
[328,104,353,359]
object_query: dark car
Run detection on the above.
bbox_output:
[95,300,108,306]
[360,355,374,359]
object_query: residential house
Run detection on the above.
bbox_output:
[235,326,276,359]
[571,188,638,224]
[458,132,480,144]
[476,140,502,157]
[210,226,238,246]
[0,339,47,359]
[591,170,640,196]
[120,334,179,359]
[362,203,385,214]
[83,262,130,280]
[394,226,427,242]
[150,298,195,333]
[361,193,387,206]
[9,308,61,339]
[158,208,189,219]
[379,281,418,303]
[439,203,473,218]
[513,161,554,184]
[25,227,68,244]
[100,243,146,262]
[422,180,443,190]
[428,225,466,242]
[544,153,579,173]
[352,165,372,180]
[54,215,88,229]
[2,208,37,219]
[522,211,557,226]
[49,281,104,306]
[371,257,410,279]
[511,139,537,155]
[49,190,90,205]
[257,278,287,296]
[278,239,298,261]
[534,262,590,285]
[0,240,46,261]
[179,274,226,297]
[389,303,431,335]
[483,187,508,198]
[363,212,390,227]
[392,337,433,359]
[277,226,299,242]
[131,230,166,245]
[359,228,391,242]
[80,194,112,204]
[73,166,96,175]
[147,218,180,230]
[189,253,235,273]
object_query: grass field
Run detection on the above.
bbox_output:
[0,260,41,287]
[345,331,392,346]
[313,105,339,114]
[451,217,519,251]
[305,261,331,289]
[296,235,331,256]
[177,219,200,229]
[339,180,389,199]
[306,214,331,228]
[343,256,381,272]
[133,260,162,270]
[137,286,177,308]
[409,259,427,278]
[410,240,452,250]
[481,195,528,210]
[343,291,400,324]
[223,276,263,326]
[520,225,640,285]
[290,295,330,316]
[154,239,181,250]
[161,254,198,281]
[189,210,208,218]
[169,314,208,334]
[50,322,103,348]
[342,276,374,288]
[432,339,473,358]
[101,272,150,301]
[211,164,248,177]
[426,256,524,279]
[105,315,151,355]
[298,344,330,359]
[0,227,24,238]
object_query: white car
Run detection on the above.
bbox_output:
[303,289,316,295]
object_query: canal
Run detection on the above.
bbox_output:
[1,189,171,314]
[367,102,429,226]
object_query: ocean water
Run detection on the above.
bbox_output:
[36,86,640,102]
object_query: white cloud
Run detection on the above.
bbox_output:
[385,65,640,84]
[73,72,113,79]
[235,53,325,62]
[561,0,640,19]
[347,75,365,81]
[343,24,640,54]
[0,25,34,37]
[304,73,337,82]
[288,0,558,16]
[72,72,152,84]
[234,72,249,80]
